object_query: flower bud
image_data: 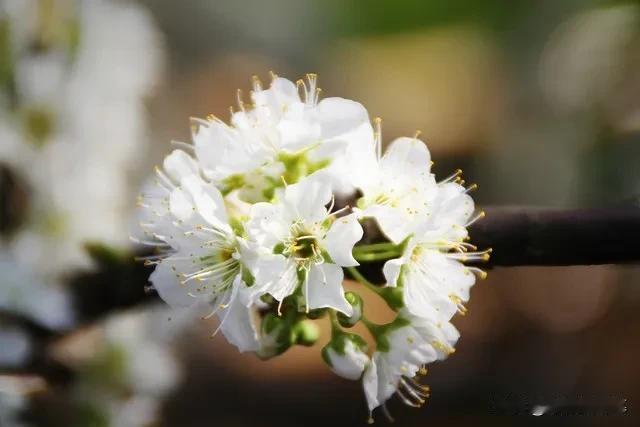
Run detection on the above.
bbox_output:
[292,319,319,346]
[322,333,369,380]
[257,313,292,360]
[337,292,363,327]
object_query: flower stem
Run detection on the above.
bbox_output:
[352,242,398,254]
[353,250,401,262]
[328,309,342,333]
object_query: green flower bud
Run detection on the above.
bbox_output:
[292,319,319,347]
[257,313,293,360]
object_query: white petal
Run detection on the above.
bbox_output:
[403,269,458,322]
[169,187,194,222]
[246,202,287,249]
[305,263,352,316]
[252,77,300,112]
[219,283,260,353]
[429,182,475,235]
[324,213,363,267]
[251,253,298,302]
[362,359,380,412]
[149,262,195,308]
[194,120,262,179]
[382,257,404,287]
[317,97,370,140]
[341,122,378,191]
[326,341,369,380]
[362,204,407,244]
[380,137,431,177]
[373,353,397,406]
[180,175,230,232]
[283,177,332,222]
[163,150,198,183]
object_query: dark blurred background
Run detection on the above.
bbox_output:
[1,0,639,425]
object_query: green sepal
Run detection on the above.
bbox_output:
[321,332,368,367]
[364,316,410,353]
[229,216,245,237]
[337,291,363,327]
[241,265,255,287]
[378,286,405,311]
[257,313,293,360]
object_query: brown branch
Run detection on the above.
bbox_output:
[471,206,640,267]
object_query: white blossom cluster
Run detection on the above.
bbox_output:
[138,73,489,420]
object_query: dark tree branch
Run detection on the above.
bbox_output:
[2,206,639,383]
[471,207,640,267]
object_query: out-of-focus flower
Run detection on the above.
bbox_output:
[0,376,44,427]
[0,0,163,279]
[53,307,184,427]
[0,389,29,427]
[0,326,31,367]
[0,254,73,330]
[103,310,182,397]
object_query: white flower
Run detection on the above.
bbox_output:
[381,178,489,322]
[362,312,459,414]
[354,134,440,244]
[322,334,369,380]
[0,253,74,330]
[0,0,163,279]
[137,150,256,345]
[246,176,363,315]
[192,74,372,200]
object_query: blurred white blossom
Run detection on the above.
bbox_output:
[0,0,163,279]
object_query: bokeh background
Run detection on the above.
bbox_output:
[1,0,640,425]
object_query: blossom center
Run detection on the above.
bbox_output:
[282,221,324,267]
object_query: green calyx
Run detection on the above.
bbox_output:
[278,150,329,186]
[321,331,368,367]
[362,316,410,353]
[378,286,405,311]
[257,313,292,359]
[218,151,330,203]
[337,291,363,328]
[258,304,321,359]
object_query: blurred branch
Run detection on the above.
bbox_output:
[471,206,640,267]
